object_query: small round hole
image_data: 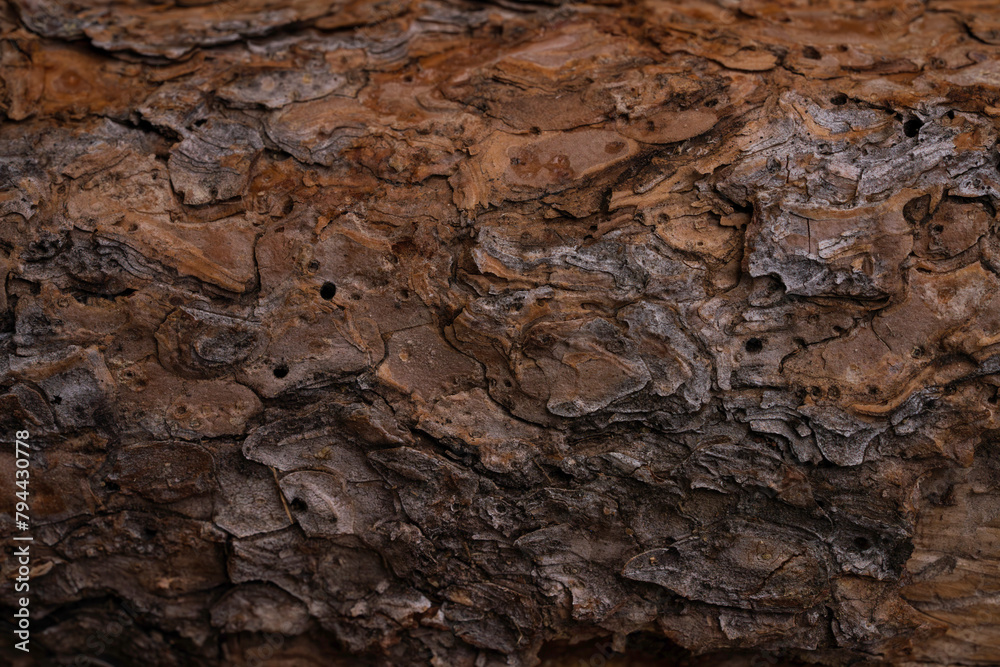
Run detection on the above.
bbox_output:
[320,282,337,300]
[853,536,871,551]
[745,338,764,353]
[273,365,289,379]
[830,93,848,105]
[903,118,924,138]
[290,497,307,512]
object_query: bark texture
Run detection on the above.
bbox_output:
[2,0,1000,665]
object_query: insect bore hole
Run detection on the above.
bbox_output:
[903,117,924,138]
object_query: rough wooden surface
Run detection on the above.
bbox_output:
[2,0,1000,665]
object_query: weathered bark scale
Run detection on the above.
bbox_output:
[2,1,1000,665]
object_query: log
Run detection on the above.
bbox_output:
[2,0,1000,665]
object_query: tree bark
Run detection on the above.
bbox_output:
[2,1,1000,665]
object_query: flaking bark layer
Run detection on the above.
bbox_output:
[2,1,1000,665]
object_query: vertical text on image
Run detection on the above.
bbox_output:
[12,429,32,653]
